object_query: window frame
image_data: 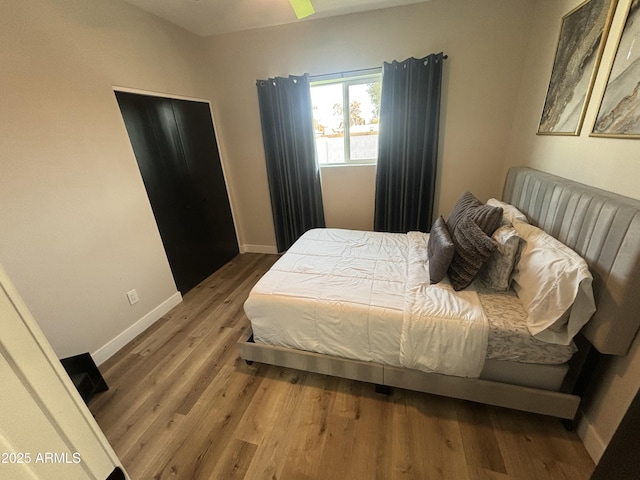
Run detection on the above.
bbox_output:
[310,70,382,166]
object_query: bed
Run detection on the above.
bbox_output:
[239,167,640,420]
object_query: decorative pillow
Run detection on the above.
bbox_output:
[487,198,528,226]
[512,222,596,345]
[427,216,455,284]
[448,216,497,291]
[477,225,521,291]
[447,191,503,237]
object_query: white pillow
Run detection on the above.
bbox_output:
[487,198,528,225]
[512,221,596,345]
[477,225,521,291]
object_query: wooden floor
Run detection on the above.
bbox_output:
[89,253,595,480]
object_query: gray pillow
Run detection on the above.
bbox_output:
[477,225,522,291]
[448,216,498,291]
[446,191,503,237]
[427,216,455,284]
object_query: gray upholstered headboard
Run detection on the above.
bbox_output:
[503,167,640,356]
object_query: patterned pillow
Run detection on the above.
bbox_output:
[447,191,503,237]
[427,216,455,284]
[477,225,521,291]
[448,216,498,291]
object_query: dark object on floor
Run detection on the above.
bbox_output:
[60,352,108,403]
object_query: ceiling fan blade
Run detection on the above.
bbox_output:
[289,0,315,19]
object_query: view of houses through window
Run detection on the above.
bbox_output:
[310,72,382,165]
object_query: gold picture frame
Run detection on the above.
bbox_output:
[591,0,640,138]
[538,0,617,135]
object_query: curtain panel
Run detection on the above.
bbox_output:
[374,52,445,233]
[256,74,325,252]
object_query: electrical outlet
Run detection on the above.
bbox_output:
[126,289,139,305]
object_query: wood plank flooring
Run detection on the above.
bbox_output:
[89,253,595,480]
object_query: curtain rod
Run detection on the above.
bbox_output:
[309,54,448,82]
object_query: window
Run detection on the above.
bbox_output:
[310,71,382,165]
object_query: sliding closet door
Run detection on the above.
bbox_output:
[115,91,238,293]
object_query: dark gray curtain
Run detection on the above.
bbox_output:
[374,52,445,233]
[257,74,325,252]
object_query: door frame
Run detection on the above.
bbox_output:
[0,261,127,479]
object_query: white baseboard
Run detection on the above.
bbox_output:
[92,292,182,366]
[577,414,607,464]
[240,244,278,254]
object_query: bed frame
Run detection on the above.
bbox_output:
[238,167,640,420]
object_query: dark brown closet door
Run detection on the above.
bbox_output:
[115,91,238,293]
[590,386,640,480]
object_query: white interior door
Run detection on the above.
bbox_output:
[0,262,127,480]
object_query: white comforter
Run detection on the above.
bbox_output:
[244,228,490,378]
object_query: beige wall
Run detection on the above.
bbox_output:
[205,0,536,250]
[0,0,211,360]
[320,165,377,231]
[505,0,640,462]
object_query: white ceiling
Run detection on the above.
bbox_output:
[121,0,431,37]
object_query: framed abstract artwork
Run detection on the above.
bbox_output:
[538,0,617,135]
[592,0,640,138]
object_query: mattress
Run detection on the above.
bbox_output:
[244,228,575,375]
[244,229,413,369]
